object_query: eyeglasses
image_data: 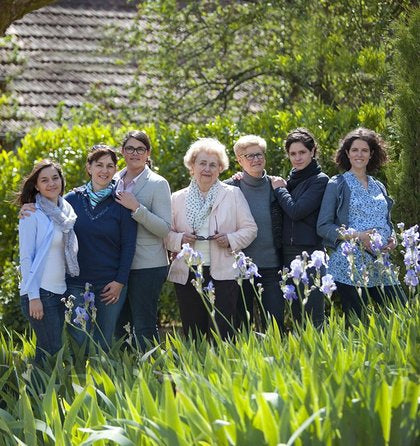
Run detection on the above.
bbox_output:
[195,234,217,240]
[240,152,265,161]
[124,146,148,155]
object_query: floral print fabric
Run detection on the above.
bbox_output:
[328,171,397,286]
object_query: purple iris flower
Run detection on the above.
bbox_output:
[369,231,384,254]
[282,284,298,301]
[401,225,419,250]
[301,271,310,286]
[289,258,304,280]
[246,262,261,279]
[308,250,327,270]
[339,227,357,239]
[403,248,419,267]
[404,269,419,287]
[177,243,194,260]
[320,274,337,297]
[83,291,95,307]
[341,240,357,256]
[233,252,261,280]
[73,306,89,326]
[204,280,214,293]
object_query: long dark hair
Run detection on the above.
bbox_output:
[16,159,65,206]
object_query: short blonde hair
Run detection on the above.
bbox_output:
[233,134,267,156]
[184,138,229,173]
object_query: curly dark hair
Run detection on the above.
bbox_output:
[16,159,65,205]
[335,127,388,172]
[284,127,318,157]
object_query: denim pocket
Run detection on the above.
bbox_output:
[39,289,65,310]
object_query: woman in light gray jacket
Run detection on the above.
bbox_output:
[115,131,171,350]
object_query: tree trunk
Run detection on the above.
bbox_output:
[0,0,56,35]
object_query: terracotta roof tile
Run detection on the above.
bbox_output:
[1,1,141,136]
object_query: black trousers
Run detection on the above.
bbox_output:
[336,282,407,320]
[175,266,238,340]
[235,267,284,331]
[283,245,325,328]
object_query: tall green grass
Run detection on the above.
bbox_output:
[0,301,418,445]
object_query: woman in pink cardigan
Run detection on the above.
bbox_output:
[166,138,257,339]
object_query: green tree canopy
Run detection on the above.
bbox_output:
[101,0,413,124]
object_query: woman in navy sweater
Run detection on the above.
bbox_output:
[271,128,329,327]
[65,146,137,350]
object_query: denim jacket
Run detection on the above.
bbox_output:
[317,174,394,248]
[19,207,54,299]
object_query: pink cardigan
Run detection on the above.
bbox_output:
[166,182,258,284]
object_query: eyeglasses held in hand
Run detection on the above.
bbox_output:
[241,152,265,161]
[195,234,217,241]
[124,146,148,155]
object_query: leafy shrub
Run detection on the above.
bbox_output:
[0,98,406,331]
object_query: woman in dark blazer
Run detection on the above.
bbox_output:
[271,128,329,327]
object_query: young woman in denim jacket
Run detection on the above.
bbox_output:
[317,128,406,319]
[18,160,79,363]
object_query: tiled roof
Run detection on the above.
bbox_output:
[0,0,139,136]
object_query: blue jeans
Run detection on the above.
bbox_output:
[21,289,65,363]
[116,266,168,351]
[66,283,127,351]
[236,267,284,331]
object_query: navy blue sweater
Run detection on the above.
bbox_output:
[65,186,137,287]
[273,170,329,247]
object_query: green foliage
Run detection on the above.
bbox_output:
[0,303,419,444]
[388,7,420,227]
[0,95,400,331]
[99,0,410,124]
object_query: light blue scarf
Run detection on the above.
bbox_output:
[85,181,114,209]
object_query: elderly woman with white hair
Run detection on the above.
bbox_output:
[166,138,257,340]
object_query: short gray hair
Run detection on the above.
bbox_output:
[233,134,267,156]
[184,138,229,173]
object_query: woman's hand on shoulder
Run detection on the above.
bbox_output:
[231,172,243,181]
[19,203,36,219]
[271,176,287,189]
[115,191,139,212]
[29,298,44,320]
